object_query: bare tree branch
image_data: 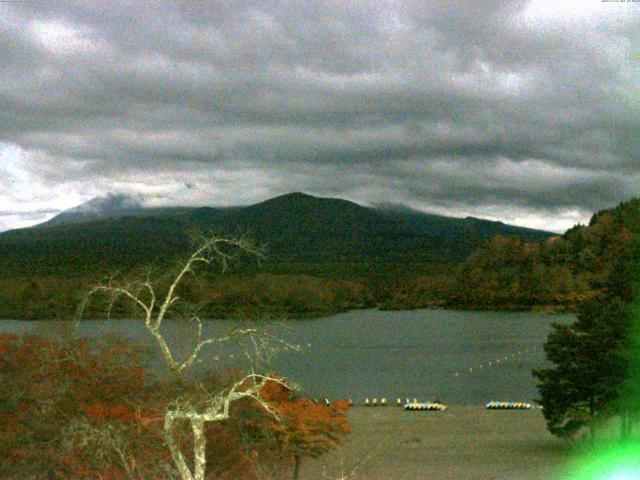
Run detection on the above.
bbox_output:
[78,235,296,480]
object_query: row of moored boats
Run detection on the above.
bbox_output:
[356,398,535,410]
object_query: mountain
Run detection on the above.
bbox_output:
[40,193,146,227]
[0,192,554,275]
[39,193,194,228]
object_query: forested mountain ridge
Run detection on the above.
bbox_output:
[0,192,556,320]
[2,194,637,320]
[429,198,640,312]
[0,192,553,273]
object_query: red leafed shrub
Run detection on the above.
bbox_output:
[81,402,136,422]
[185,378,350,480]
[0,333,17,356]
[257,380,351,475]
[0,334,350,479]
[0,333,172,479]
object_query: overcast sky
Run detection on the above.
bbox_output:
[1,0,639,233]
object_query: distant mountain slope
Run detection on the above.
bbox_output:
[40,193,146,227]
[40,193,193,228]
[0,192,554,275]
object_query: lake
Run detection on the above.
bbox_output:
[0,309,573,405]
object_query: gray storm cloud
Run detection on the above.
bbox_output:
[0,0,638,232]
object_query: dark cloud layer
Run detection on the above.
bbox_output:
[1,0,639,232]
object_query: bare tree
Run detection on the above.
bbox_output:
[164,372,287,480]
[79,235,297,480]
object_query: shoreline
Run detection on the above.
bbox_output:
[300,405,572,480]
[0,303,574,322]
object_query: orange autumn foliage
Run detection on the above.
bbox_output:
[0,333,170,479]
[259,380,350,460]
[0,335,350,479]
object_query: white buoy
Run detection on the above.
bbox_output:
[323,398,330,406]
[372,398,378,406]
[397,398,402,406]
[365,398,370,406]
[381,398,387,406]
[412,398,417,403]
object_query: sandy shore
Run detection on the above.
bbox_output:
[300,406,573,480]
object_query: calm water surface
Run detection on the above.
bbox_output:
[0,309,573,405]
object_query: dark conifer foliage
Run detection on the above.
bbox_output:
[533,202,640,441]
[533,296,630,440]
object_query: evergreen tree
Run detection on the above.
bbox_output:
[533,296,629,441]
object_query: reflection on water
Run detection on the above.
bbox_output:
[0,309,573,405]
